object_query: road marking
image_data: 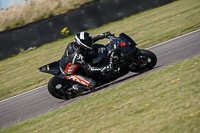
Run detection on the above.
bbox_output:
[146,29,200,50]
[0,29,200,103]
[0,85,47,103]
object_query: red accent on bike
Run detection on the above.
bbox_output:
[71,65,79,73]
[64,63,72,73]
[64,63,79,74]
[120,42,126,47]
[73,74,89,86]
[65,74,89,86]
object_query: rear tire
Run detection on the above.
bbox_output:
[129,49,157,72]
[48,76,71,99]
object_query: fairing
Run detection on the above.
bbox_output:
[38,61,60,75]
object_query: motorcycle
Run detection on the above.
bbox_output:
[38,33,157,100]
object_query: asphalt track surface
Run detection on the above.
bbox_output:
[0,29,200,130]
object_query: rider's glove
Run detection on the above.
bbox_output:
[100,31,112,38]
[100,52,114,73]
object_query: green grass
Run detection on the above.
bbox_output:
[0,0,200,101]
[1,51,200,133]
[0,0,92,31]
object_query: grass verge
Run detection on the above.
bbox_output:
[0,0,92,31]
[1,51,200,133]
[0,0,200,101]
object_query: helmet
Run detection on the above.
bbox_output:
[75,32,93,50]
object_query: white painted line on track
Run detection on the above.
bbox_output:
[0,85,47,103]
[1,29,200,103]
[146,29,200,50]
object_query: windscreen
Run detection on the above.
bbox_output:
[119,33,137,45]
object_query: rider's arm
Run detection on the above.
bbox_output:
[74,53,113,75]
[73,53,103,74]
[93,31,112,43]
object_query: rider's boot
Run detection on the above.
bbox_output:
[72,84,96,93]
[72,84,89,91]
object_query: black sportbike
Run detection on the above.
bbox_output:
[39,33,157,100]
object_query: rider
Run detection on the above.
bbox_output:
[59,31,114,92]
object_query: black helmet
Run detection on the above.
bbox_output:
[75,32,93,50]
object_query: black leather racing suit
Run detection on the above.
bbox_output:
[59,35,108,90]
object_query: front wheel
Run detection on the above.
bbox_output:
[48,76,76,100]
[129,49,157,72]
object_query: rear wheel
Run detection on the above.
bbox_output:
[129,49,157,72]
[48,76,77,99]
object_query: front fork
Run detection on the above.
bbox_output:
[127,48,142,69]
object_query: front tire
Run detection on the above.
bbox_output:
[129,49,157,72]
